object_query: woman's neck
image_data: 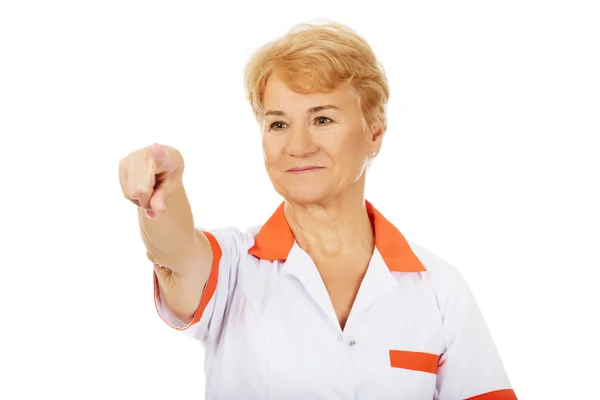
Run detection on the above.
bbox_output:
[284,191,374,258]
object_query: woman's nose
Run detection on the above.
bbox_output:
[286,125,319,157]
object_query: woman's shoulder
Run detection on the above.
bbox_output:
[406,239,491,317]
[404,239,467,286]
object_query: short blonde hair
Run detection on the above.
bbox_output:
[244,22,390,132]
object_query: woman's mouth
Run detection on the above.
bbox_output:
[287,166,325,173]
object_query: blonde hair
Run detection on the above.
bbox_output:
[244,21,390,132]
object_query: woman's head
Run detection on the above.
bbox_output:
[244,22,390,204]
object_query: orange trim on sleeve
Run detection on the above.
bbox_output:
[153,231,223,330]
[389,350,440,374]
[466,389,518,400]
[191,231,222,324]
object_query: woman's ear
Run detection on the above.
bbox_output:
[370,114,385,144]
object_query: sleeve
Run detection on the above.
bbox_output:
[434,264,517,400]
[153,227,243,343]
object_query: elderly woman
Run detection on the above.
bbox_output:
[119,22,517,400]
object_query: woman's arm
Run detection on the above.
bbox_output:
[120,144,213,324]
[434,263,517,399]
[140,183,213,324]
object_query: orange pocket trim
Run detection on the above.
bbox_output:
[389,350,440,374]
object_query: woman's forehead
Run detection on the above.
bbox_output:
[263,76,357,115]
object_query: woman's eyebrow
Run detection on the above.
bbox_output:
[264,110,286,117]
[308,104,340,113]
[264,104,341,117]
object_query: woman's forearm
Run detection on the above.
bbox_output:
[138,181,205,273]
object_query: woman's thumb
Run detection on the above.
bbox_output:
[149,185,170,213]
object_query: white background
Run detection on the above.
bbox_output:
[1,1,598,399]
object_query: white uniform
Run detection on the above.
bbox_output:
[154,201,517,399]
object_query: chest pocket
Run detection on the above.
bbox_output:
[348,295,445,399]
[351,346,441,399]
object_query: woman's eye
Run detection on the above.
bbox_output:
[270,121,287,130]
[315,116,332,125]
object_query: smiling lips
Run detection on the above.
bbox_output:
[287,166,325,173]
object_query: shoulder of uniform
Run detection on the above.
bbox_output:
[405,239,464,282]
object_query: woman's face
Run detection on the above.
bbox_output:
[261,74,383,204]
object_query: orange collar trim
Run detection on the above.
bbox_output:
[248,201,426,273]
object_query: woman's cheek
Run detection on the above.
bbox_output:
[262,138,285,165]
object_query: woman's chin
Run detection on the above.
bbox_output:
[278,186,331,205]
